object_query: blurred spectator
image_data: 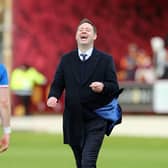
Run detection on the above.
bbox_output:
[150,36,167,79]
[164,34,168,49]
[10,64,47,116]
[161,34,168,79]
[161,51,168,79]
[119,43,138,81]
[135,49,155,83]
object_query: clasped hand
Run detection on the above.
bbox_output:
[47,97,58,108]
[89,81,104,93]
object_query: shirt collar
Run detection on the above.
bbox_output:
[78,48,93,60]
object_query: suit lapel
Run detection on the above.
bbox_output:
[70,50,81,83]
[70,49,100,85]
[82,49,100,85]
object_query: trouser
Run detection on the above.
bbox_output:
[70,117,107,168]
[12,94,31,115]
[21,95,31,115]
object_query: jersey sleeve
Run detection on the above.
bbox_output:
[0,64,9,86]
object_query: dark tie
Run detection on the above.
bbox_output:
[80,54,87,61]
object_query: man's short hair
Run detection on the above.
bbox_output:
[78,18,97,33]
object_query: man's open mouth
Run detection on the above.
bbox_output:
[80,36,88,40]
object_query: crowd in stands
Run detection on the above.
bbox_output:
[117,36,168,83]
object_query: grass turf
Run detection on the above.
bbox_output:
[0,132,168,168]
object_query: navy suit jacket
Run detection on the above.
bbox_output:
[48,48,119,145]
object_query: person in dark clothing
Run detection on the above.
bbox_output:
[47,18,119,168]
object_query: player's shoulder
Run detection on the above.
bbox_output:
[0,64,7,73]
[0,63,5,69]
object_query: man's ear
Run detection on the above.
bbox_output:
[93,33,97,40]
[75,33,78,41]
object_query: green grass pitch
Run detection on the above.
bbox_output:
[0,132,168,168]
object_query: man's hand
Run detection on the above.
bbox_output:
[47,97,58,108]
[89,82,104,93]
[0,134,10,153]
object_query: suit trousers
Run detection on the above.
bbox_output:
[70,117,107,168]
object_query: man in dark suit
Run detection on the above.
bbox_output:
[47,18,119,168]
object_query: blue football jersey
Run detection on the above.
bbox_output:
[0,64,9,86]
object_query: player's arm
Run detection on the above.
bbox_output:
[0,87,11,153]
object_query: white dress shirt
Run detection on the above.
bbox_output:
[78,48,93,61]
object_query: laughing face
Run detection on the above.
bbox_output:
[76,22,97,49]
